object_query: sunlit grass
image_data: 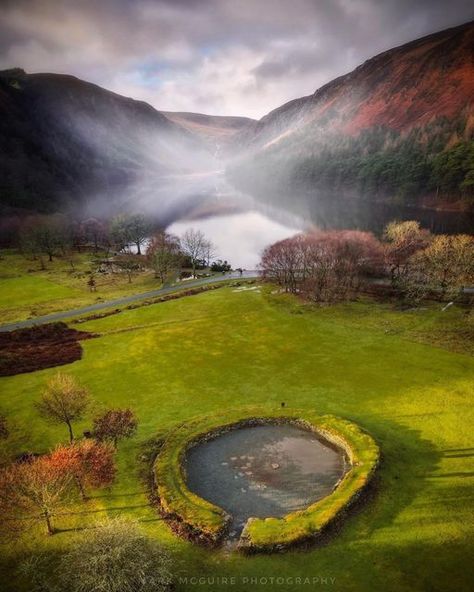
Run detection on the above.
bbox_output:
[0,286,473,591]
[0,251,162,323]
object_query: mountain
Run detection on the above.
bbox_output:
[0,68,212,215]
[1,21,473,220]
[161,111,255,152]
[229,21,474,211]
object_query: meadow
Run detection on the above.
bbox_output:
[0,284,473,591]
[0,250,163,324]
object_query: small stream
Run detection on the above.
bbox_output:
[184,424,347,539]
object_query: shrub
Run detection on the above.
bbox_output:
[19,517,173,592]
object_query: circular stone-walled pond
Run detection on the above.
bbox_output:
[184,423,347,538]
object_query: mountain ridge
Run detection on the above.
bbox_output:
[0,20,473,217]
[230,20,474,210]
[0,68,213,215]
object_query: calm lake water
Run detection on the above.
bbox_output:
[184,424,347,537]
[169,210,302,269]
[155,171,473,268]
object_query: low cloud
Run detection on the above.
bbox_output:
[0,0,473,118]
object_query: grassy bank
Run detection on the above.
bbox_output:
[0,285,473,591]
[154,408,379,550]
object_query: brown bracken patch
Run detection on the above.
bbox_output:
[0,322,96,376]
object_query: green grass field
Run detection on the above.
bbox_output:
[0,285,473,591]
[0,251,164,323]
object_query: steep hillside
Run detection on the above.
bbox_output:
[230,21,474,210]
[162,111,255,152]
[0,69,212,215]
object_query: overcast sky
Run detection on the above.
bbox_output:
[0,0,473,119]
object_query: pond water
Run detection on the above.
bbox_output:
[184,424,347,538]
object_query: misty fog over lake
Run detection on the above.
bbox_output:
[169,210,302,269]
[130,170,305,269]
[154,170,473,269]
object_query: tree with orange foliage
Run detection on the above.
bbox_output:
[0,454,73,535]
[50,439,116,501]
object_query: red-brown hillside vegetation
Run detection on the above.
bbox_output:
[231,21,474,208]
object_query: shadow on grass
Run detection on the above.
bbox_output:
[63,503,150,517]
[89,490,147,499]
[428,471,474,478]
[337,415,442,540]
[441,447,474,459]
[170,417,472,590]
[333,536,473,592]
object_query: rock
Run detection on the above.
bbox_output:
[221,461,228,465]
[245,471,253,476]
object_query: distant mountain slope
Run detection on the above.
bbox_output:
[1,21,473,219]
[162,111,255,151]
[230,21,474,210]
[0,69,212,214]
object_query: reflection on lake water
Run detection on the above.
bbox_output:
[169,210,302,269]
[157,172,473,269]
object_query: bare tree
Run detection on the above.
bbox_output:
[19,214,71,265]
[411,234,474,300]
[260,234,304,292]
[181,228,209,278]
[80,218,109,252]
[203,239,216,267]
[55,517,172,591]
[93,409,138,447]
[114,253,142,283]
[147,231,182,283]
[384,220,431,286]
[36,373,90,443]
[126,214,150,255]
[260,230,383,302]
[110,213,150,255]
[110,214,131,252]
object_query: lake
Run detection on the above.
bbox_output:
[140,171,472,268]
